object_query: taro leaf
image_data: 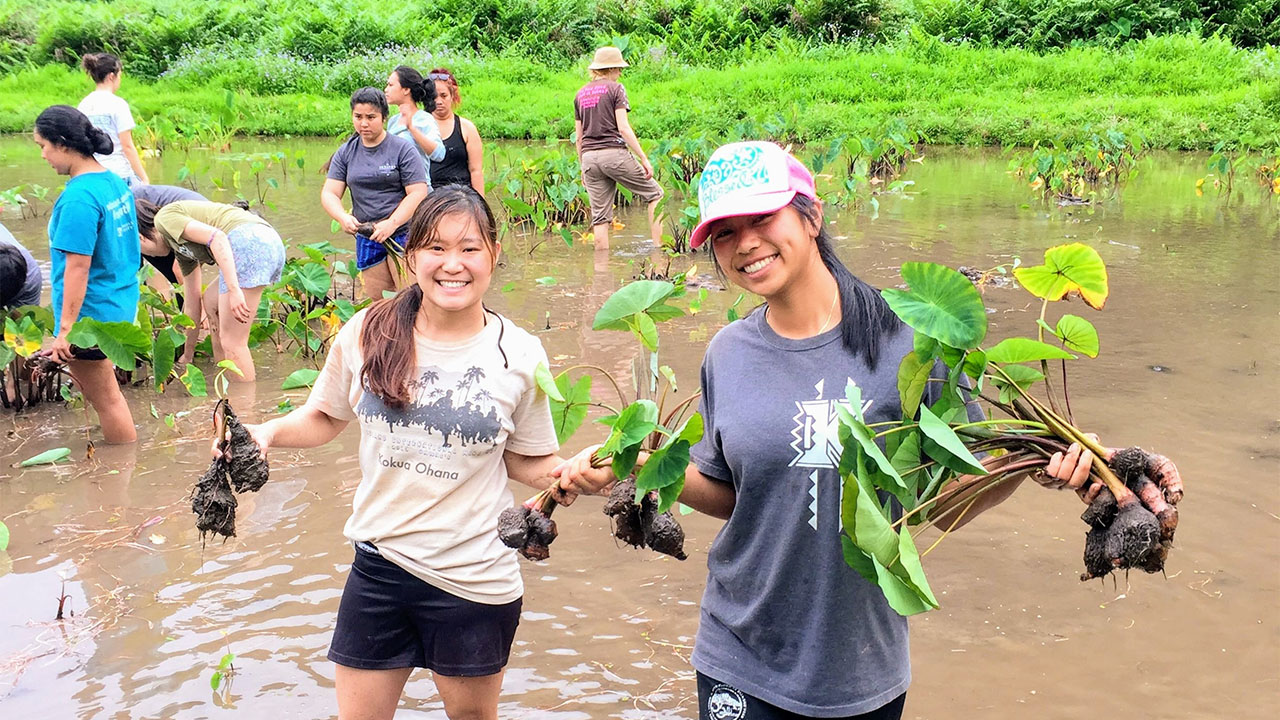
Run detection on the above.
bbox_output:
[501,196,534,217]
[913,332,938,362]
[991,363,1044,404]
[917,405,986,475]
[631,312,659,351]
[635,440,690,513]
[840,532,878,584]
[1013,242,1109,309]
[550,373,592,445]
[1055,314,1100,358]
[897,352,932,420]
[533,362,565,402]
[20,447,71,466]
[0,343,13,368]
[153,329,176,391]
[599,400,659,459]
[535,276,557,286]
[293,263,332,298]
[669,412,704,447]
[5,316,42,357]
[66,319,150,370]
[962,350,987,383]
[659,365,677,392]
[881,263,988,349]
[593,281,676,330]
[871,549,935,616]
[889,430,924,495]
[892,525,938,609]
[645,303,685,323]
[837,382,906,492]
[282,368,320,390]
[0,520,8,551]
[559,227,574,247]
[612,443,642,482]
[985,338,1074,363]
[332,298,358,322]
[180,364,208,397]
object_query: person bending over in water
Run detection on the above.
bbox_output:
[135,198,284,381]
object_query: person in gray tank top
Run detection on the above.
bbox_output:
[555,142,1133,719]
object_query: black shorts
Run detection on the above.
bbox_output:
[327,543,522,676]
[70,345,107,361]
[697,672,905,720]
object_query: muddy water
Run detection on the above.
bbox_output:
[1,137,1277,719]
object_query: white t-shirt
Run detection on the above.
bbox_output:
[77,90,138,183]
[306,308,559,604]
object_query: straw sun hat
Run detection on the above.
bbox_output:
[588,46,629,70]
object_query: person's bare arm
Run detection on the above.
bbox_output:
[321,178,360,234]
[678,465,735,520]
[614,109,652,179]
[462,118,485,196]
[48,252,90,361]
[403,111,443,158]
[371,182,428,242]
[179,219,251,323]
[180,265,202,363]
[217,405,350,462]
[118,129,149,184]
[574,118,584,157]
[504,451,579,505]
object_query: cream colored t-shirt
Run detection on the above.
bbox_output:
[306,308,559,604]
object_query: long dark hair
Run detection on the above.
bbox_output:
[707,193,901,371]
[35,105,113,158]
[359,186,501,410]
[134,197,160,239]
[393,66,437,113]
[81,52,121,84]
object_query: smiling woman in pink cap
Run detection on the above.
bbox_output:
[557,141,1117,719]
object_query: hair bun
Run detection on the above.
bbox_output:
[87,124,114,155]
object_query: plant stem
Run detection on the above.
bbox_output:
[557,364,630,409]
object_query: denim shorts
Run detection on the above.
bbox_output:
[327,543,522,676]
[220,223,285,293]
[355,228,409,271]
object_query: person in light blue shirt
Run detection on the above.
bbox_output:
[34,104,139,444]
[385,65,446,186]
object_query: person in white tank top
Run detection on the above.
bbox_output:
[76,52,149,187]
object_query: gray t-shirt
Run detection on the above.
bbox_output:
[690,308,982,716]
[326,133,427,235]
[133,184,205,207]
[0,222,42,308]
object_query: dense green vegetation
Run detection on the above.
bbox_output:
[0,1,1276,149]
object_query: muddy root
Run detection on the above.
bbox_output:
[1080,494,1164,581]
[602,480,688,561]
[190,400,269,541]
[192,456,238,539]
[497,500,558,561]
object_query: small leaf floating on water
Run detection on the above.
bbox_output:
[16,447,71,467]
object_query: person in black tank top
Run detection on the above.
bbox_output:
[428,68,486,195]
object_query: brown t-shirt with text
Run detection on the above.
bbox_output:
[575,80,630,153]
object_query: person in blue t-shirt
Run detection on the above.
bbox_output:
[34,105,139,443]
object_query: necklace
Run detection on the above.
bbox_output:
[818,289,839,334]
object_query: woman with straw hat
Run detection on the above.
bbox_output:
[573,46,664,250]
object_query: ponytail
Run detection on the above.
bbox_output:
[35,105,113,158]
[359,284,423,410]
[392,66,436,113]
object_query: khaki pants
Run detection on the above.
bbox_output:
[581,147,665,226]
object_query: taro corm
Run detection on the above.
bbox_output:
[192,400,270,540]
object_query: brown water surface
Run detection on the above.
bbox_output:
[1,138,1277,719]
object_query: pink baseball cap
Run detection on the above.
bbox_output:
[689,141,818,249]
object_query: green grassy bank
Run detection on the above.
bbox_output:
[1,33,1276,150]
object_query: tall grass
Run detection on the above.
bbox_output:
[0,34,1274,151]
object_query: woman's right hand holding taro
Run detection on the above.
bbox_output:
[212,422,271,462]
[551,444,616,496]
[338,213,361,235]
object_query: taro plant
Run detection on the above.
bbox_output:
[1008,128,1145,200]
[837,243,1182,615]
[517,273,704,561]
